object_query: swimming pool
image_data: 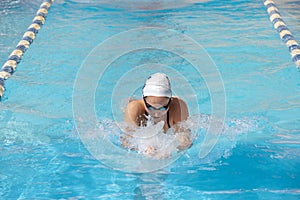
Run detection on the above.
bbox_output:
[1,0,299,199]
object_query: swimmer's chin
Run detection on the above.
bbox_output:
[151,117,163,124]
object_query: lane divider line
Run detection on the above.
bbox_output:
[263,0,300,69]
[0,0,54,100]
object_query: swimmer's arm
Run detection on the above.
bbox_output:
[173,99,192,150]
[122,101,144,149]
[124,100,143,128]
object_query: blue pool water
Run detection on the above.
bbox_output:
[1,0,300,199]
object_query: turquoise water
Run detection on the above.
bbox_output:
[1,0,300,199]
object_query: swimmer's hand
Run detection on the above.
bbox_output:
[143,146,157,156]
[174,126,193,151]
[143,146,172,159]
[121,133,137,151]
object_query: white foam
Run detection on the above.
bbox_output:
[78,114,261,172]
[115,114,258,161]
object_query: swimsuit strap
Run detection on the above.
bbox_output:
[167,110,171,129]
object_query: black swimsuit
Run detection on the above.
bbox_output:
[166,110,171,128]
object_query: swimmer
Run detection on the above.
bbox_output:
[123,73,192,152]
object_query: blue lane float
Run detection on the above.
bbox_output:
[0,0,54,100]
[264,0,300,69]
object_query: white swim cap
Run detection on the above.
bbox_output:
[142,73,172,98]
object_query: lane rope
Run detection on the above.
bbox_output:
[0,0,54,101]
[263,0,300,69]
[1,0,297,101]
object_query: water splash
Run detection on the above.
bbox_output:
[182,114,261,165]
[119,121,181,159]
[94,114,259,165]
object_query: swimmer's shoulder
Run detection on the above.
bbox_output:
[170,97,188,108]
[126,99,145,113]
[169,97,189,121]
[125,99,146,126]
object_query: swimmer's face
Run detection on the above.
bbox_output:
[143,96,171,122]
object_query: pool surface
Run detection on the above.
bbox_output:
[0,0,299,199]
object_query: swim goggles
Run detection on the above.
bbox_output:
[143,97,171,111]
